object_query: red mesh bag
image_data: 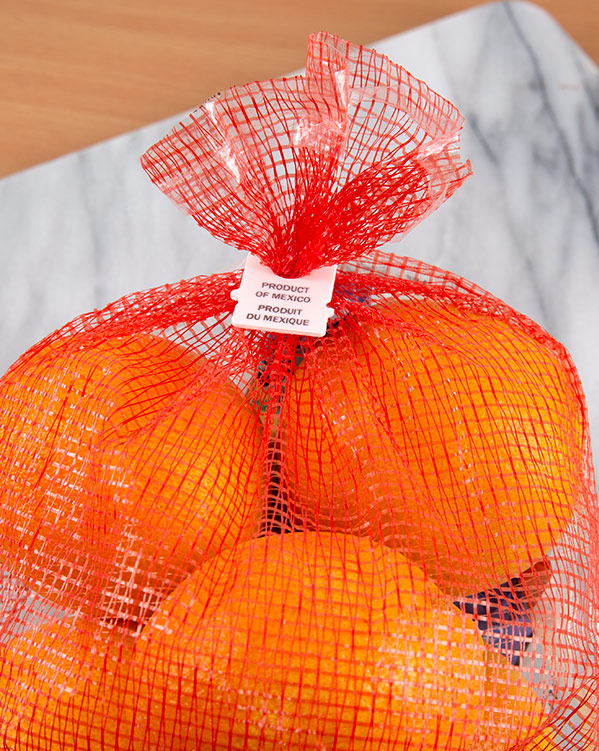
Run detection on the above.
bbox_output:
[0,32,597,750]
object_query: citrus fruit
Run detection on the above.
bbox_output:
[482,659,553,749]
[284,297,584,595]
[130,530,547,750]
[0,617,135,750]
[523,729,559,750]
[0,333,264,623]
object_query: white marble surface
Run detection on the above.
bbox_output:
[0,1,598,743]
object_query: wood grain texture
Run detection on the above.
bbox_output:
[1,0,597,177]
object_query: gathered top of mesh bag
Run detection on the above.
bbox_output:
[141,31,472,279]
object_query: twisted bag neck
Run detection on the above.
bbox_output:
[140,32,471,281]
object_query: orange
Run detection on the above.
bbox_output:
[0,333,264,624]
[0,617,135,750]
[284,297,584,595]
[129,530,547,750]
[482,660,554,749]
[523,729,559,750]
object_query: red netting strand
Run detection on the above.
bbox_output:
[141,31,471,278]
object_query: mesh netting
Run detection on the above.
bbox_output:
[0,32,597,751]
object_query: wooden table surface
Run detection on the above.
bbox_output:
[1,0,598,178]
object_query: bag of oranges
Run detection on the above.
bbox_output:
[0,32,596,750]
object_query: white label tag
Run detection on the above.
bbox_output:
[231,254,337,337]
